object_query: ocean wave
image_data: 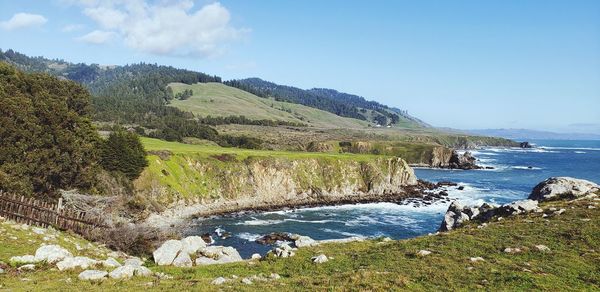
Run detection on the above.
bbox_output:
[574,151,586,154]
[539,146,600,151]
[320,228,365,238]
[486,148,558,153]
[237,232,261,241]
[236,218,285,226]
[512,166,542,170]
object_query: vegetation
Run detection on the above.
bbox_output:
[100,131,149,180]
[168,82,371,129]
[1,194,598,290]
[0,62,100,196]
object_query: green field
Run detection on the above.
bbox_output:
[1,195,598,291]
[168,82,372,129]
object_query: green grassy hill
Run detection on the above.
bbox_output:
[168,82,372,129]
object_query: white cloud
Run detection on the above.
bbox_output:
[76,30,115,44]
[72,0,248,57]
[0,13,47,31]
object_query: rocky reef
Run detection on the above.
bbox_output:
[439,176,599,231]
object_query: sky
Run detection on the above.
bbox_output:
[1,0,599,133]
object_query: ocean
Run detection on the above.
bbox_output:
[184,139,600,258]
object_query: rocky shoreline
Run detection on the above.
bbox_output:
[144,179,455,229]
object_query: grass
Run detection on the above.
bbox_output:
[142,137,382,161]
[1,196,598,291]
[168,82,372,129]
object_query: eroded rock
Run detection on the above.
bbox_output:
[529,177,599,201]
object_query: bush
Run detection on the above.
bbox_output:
[100,130,148,180]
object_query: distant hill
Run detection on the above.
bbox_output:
[168,82,370,129]
[224,78,429,128]
[466,129,600,140]
[0,49,428,130]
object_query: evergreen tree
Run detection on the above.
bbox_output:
[100,130,148,180]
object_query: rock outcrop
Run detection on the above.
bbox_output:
[529,177,599,201]
[519,142,533,148]
[140,155,418,227]
[448,151,481,170]
[439,200,540,231]
[152,237,243,267]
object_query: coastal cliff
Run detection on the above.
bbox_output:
[133,144,418,226]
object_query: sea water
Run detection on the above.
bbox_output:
[185,139,600,258]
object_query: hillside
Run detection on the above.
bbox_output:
[1,189,598,290]
[225,78,429,128]
[168,82,370,129]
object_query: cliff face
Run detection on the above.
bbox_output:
[135,154,417,226]
[428,147,454,168]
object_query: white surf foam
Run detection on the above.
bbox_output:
[320,228,365,238]
[237,232,262,241]
[574,151,586,154]
[512,166,542,170]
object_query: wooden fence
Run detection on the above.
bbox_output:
[0,191,106,236]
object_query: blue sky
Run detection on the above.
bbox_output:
[1,0,599,133]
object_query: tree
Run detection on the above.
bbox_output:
[0,62,101,196]
[100,130,148,180]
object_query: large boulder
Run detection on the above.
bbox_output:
[439,201,471,231]
[56,256,98,271]
[291,234,317,248]
[449,151,481,170]
[109,265,135,279]
[172,251,193,267]
[195,246,243,265]
[181,236,206,255]
[529,177,599,201]
[153,240,183,266]
[34,245,72,263]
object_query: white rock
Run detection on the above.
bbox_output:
[0,267,4,274]
[197,246,243,265]
[134,266,153,277]
[32,227,46,235]
[242,278,253,285]
[78,270,107,281]
[312,254,328,264]
[503,248,522,254]
[251,253,262,260]
[417,250,432,257]
[172,252,193,267]
[270,273,281,280]
[181,236,206,255]
[153,240,183,266]
[124,257,143,267]
[293,235,317,248]
[109,265,135,279]
[10,255,38,264]
[56,256,98,271]
[34,245,72,263]
[212,277,228,285]
[18,264,36,271]
[529,177,600,201]
[103,257,121,268]
[470,257,485,262]
[535,245,551,252]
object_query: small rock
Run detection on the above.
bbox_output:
[211,277,228,285]
[270,273,281,280]
[124,257,143,267]
[10,255,38,265]
[155,272,173,280]
[293,235,318,247]
[554,209,566,215]
[312,254,328,264]
[251,253,262,260]
[241,278,253,285]
[504,247,522,254]
[381,237,393,242]
[78,270,108,281]
[0,268,4,274]
[470,257,485,262]
[109,265,135,279]
[18,264,36,271]
[417,250,432,257]
[134,266,153,277]
[103,257,121,268]
[535,245,550,252]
